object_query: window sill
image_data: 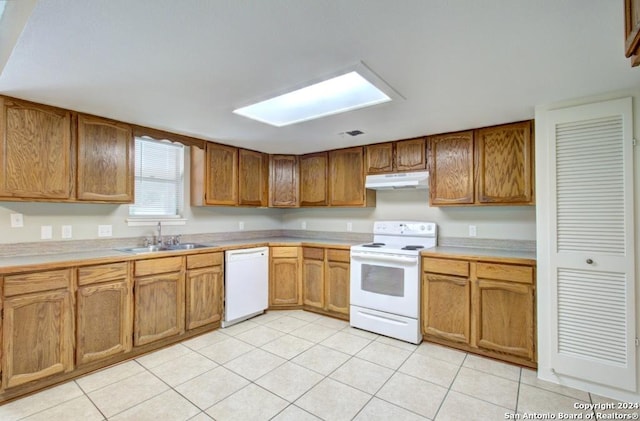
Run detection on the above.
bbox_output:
[126,217,187,227]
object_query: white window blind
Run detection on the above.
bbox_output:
[129,137,184,217]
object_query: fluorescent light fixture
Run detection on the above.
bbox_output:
[233,63,399,127]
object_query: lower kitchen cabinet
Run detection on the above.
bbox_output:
[302,247,325,309]
[422,255,536,367]
[269,246,302,307]
[76,262,132,365]
[2,269,74,389]
[325,249,350,316]
[475,262,535,361]
[185,252,224,330]
[133,256,185,346]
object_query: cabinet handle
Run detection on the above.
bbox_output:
[586,258,594,264]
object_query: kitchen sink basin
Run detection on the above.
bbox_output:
[117,243,212,254]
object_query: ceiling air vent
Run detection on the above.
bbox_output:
[346,130,364,136]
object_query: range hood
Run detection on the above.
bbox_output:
[365,171,429,190]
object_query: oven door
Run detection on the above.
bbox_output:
[350,251,420,318]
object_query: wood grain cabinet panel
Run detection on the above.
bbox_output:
[302,247,324,309]
[427,131,474,205]
[300,152,328,207]
[422,273,470,344]
[625,0,640,66]
[76,262,132,365]
[395,138,426,171]
[269,155,299,207]
[185,253,223,330]
[76,114,134,202]
[2,269,74,389]
[205,143,238,205]
[474,279,535,360]
[476,121,533,204]
[0,97,73,200]
[238,149,268,206]
[269,247,301,307]
[325,250,350,315]
[133,258,185,346]
[329,147,374,207]
[365,142,394,174]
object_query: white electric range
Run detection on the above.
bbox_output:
[350,220,437,344]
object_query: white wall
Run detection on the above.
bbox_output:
[535,87,640,402]
[282,189,536,241]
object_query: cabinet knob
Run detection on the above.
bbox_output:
[586,258,594,264]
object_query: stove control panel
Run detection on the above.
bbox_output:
[373,221,437,237]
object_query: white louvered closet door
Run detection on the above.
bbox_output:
[548,97,635,391]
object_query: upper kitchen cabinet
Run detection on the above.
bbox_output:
[76,114,134,202]
[191,142,237,206]
[269,154,299,207]
[300,152,328,207]
[428,130,475,205]
[625,0,640,66]
[365,137,426,174]
[428,121,534,206]
[329,147,376,207]
[0,97,73,200]
[475,121,534,205]
[238,148,268,206]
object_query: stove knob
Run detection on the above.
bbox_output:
[419,225,425,231]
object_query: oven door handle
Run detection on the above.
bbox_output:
[350,252,418,265]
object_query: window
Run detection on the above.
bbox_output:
[129,136,184,220]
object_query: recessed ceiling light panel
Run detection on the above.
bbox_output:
[233,62,401,127]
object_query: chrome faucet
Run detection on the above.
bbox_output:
[156,221,163,246]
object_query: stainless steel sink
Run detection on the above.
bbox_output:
[116,243,212,254]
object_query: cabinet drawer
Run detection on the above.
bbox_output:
[187,252,223,269]
[271,247,299,258]
[135,256,183,277]
[327,249,350,263]
[303,247,324,260]
[5,269,72,296]
[422,257,469,277]
[78,262,128,286]
[476,262,533,284]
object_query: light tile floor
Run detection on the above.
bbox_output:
[0,310,636,420]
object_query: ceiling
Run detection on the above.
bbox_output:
[0,0,638,154]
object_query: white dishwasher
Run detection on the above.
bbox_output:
[222,246,269,327]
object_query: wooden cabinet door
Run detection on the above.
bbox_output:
[0,97,73,199]
[300,152,328,206]
[474,279,535,360]
[428,131,474,205]
[238,149,268,206]
[302,248,324,309]
[2,269,74,389]
[76,114,134,202]
[270,155,299,207]
[186,265,223,330]
[270,247,300,307]
[134,271,185,346]
[476,121,534,204]
[422,273,470,344]
[76,262,131,365]
[395,138,426,172]
[365,143,393,174]
[325,252,349,315]
[329,147,365,206]
[205,143,238,205]
[625,0,640,66]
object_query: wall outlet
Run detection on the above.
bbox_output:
[10,213,23,228]
[41,225,53,240]
[469,225,477,237]
[347,222,353,232]
[61,225,72,239]
[238,221,245,230]
[301,221,307,230]
[98,224,112,237]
